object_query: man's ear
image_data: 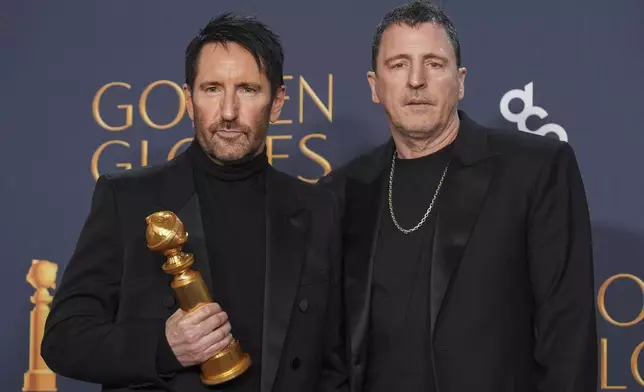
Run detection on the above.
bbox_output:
[457,67,467,100]
[183,84,195,126]
[269,85,286,123]
[367,71,380,104]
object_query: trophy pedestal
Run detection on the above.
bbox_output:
[23,370,56,392]
[201,340,252,385]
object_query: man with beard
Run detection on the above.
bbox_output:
[320,1,597,391]
[42,13,347,392]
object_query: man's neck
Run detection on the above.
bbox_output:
[392,113,459,159]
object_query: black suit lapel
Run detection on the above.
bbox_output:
[344,173,386,365]
[429,111,499,337]
[154,147,213,294]
[260,168,309,392]
[342,140,393,374]
[176,193,213,294]
[429,158,496,334]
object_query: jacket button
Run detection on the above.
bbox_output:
[291,357,301,370]
[162,295,175,308]
[299,299,309,312]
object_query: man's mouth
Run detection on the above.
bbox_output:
[216,129,243,134]
[406,99,432,105]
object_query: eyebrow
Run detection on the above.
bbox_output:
[199,80,263,90]
[385,53,450,65]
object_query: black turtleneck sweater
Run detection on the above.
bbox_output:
[189,140,267,391]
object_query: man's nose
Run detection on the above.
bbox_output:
[221,91,239,121]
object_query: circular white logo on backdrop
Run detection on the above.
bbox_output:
[500,82,568,142]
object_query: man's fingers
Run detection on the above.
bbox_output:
[181,310,228,345]
[180,302,223,325]
[165,302,232,366]
[195,321,232,352]
[167,308,184,322]
[203,311,229,332]
[202,333,234,360]
[218,321,232,337]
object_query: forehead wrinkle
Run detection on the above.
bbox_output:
[199,50,263,85]
[380,23,455,63]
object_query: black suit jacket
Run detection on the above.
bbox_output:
[41,147,348,392]
[319,111,598,392]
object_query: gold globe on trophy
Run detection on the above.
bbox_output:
[24,259,58,392]
[145,211,251,385]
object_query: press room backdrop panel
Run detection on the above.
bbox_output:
[2,0,643,390]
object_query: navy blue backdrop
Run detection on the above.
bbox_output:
[2,0,643,390]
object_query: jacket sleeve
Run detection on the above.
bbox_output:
[316,174,350,392]
[41,174,183,388]
[527,142,598,392]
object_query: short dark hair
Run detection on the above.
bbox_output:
[371,1,461,71]
[185,13,284,98]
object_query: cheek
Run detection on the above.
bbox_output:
[432,76,460,102]
[194,99,221,122]
[241,102,271,127]
[378,84,403,107]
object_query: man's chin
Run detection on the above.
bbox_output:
[209,147,259,165]
[397,124,439,139]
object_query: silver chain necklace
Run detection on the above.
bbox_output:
[388,152,450,234]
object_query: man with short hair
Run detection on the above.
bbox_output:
[320,2,598,391]
[42,13,347,392]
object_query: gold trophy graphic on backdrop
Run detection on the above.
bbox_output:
[24,259,58,392]
[145,211,251,385]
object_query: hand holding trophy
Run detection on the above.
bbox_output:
[145,211,251,385]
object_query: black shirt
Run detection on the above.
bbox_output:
[189,140,267,391]
[366,143,453,392]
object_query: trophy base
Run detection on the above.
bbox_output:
[200,340,252,386]
[23,370,57,392]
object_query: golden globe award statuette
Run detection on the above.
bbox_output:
[145,211,251,385]
[23,259,58,392]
